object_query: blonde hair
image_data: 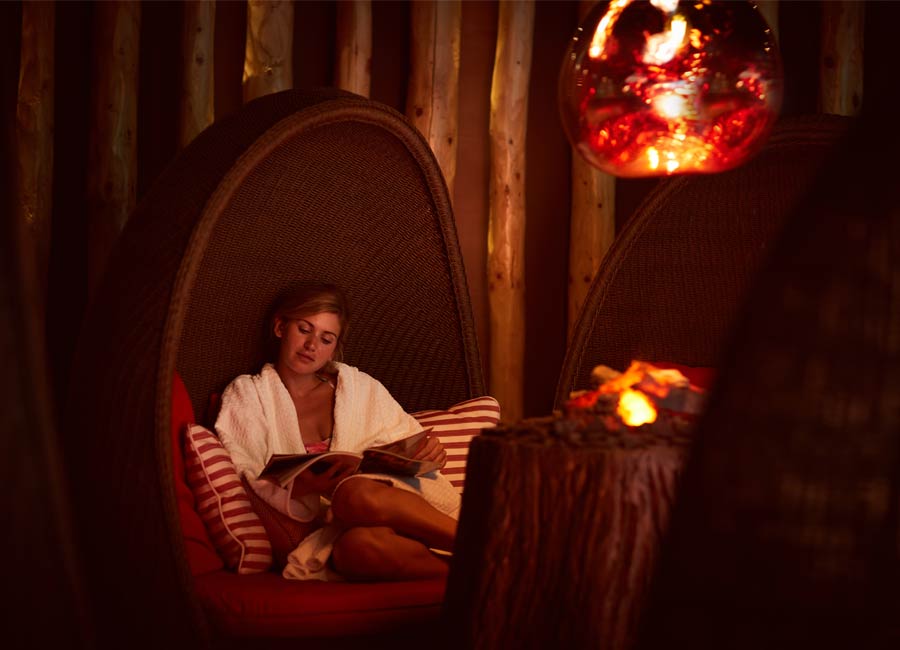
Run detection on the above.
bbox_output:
[269,283,350,362]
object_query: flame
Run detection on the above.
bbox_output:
[617,389,658,426]
[594,362,654,395]
[567,361,695,429]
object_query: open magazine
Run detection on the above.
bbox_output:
[259,429,442,488]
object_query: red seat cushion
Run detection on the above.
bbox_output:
[172,372,225,575]
[175,373,445,638]
[194,571,446,637]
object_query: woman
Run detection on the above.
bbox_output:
[215,282,459,581]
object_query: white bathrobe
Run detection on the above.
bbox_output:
[215,362,460,580]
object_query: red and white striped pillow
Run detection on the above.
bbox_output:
[412,396,501,492]
[183,424,272,574]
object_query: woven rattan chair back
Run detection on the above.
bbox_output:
[64,89,483,645]
[174,101,483,420]
[555,114,852,407]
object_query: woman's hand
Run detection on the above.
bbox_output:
[412,432,447,468]
[290,457,358,498]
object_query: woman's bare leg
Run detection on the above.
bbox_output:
[331,526,449,581]
[330,477,457,551]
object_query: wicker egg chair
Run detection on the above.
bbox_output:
[63,88,484,648]
[555,114,852,407]
[637,111,900,648]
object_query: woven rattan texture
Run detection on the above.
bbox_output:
[178,120,478,418]
[555,115,853,407]
[63,88,482,645]
[639,116,900,647]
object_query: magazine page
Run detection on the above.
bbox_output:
[260,452,362,486]
[368,428,432,456]
[359,448,442,476]
[259,427,438,485]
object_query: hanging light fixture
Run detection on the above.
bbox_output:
[559,0,782,177]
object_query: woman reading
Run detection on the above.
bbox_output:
[215,283,459,581]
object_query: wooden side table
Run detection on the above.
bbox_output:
[443,418,692,650]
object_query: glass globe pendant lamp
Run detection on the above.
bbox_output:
[559,0,783,177]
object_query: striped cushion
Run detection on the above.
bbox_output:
[183,424,272,574]
[412,396,501,492]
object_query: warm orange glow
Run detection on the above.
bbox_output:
[653,0,680,12]
[595,362,651,395]
[566,360,695,425]
[642,14,687,66]
[652,91,689,119]
[617,389,658,426]
[589,0,632,59]
[560,0,782,178]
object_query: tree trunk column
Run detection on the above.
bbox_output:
[16,0,55,328]
[243,0,294,103]
[819,0,864,117]
[487,0,534,422]
[179,0,215,148]
[568,158,614,340]
[445,422,692,650]
[335,0,372,97]
[568,0,615,342]
[87,1,140,296]
[406,0,461,200]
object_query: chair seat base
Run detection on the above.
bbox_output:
[195,570,445,639]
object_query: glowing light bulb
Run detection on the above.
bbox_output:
[559,0,782,177]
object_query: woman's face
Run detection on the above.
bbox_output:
[274,311,342,377]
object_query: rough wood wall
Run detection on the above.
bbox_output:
[86,1,140,295]
[9,0,886,421]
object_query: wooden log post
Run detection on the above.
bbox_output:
[567,0,616,342]
[567,0,616,340]
[406,0,461,199]
[243,0,294,103]
[87,1,140,296]
[179,0,215,148]
[335,0,372,97]
[819,1,864,116]
[2,88,91,649]
[568,158,615,340]
[445,420,692,649]
[756,0,779,43]
[487,0,534,423]
[16,0,55,328]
